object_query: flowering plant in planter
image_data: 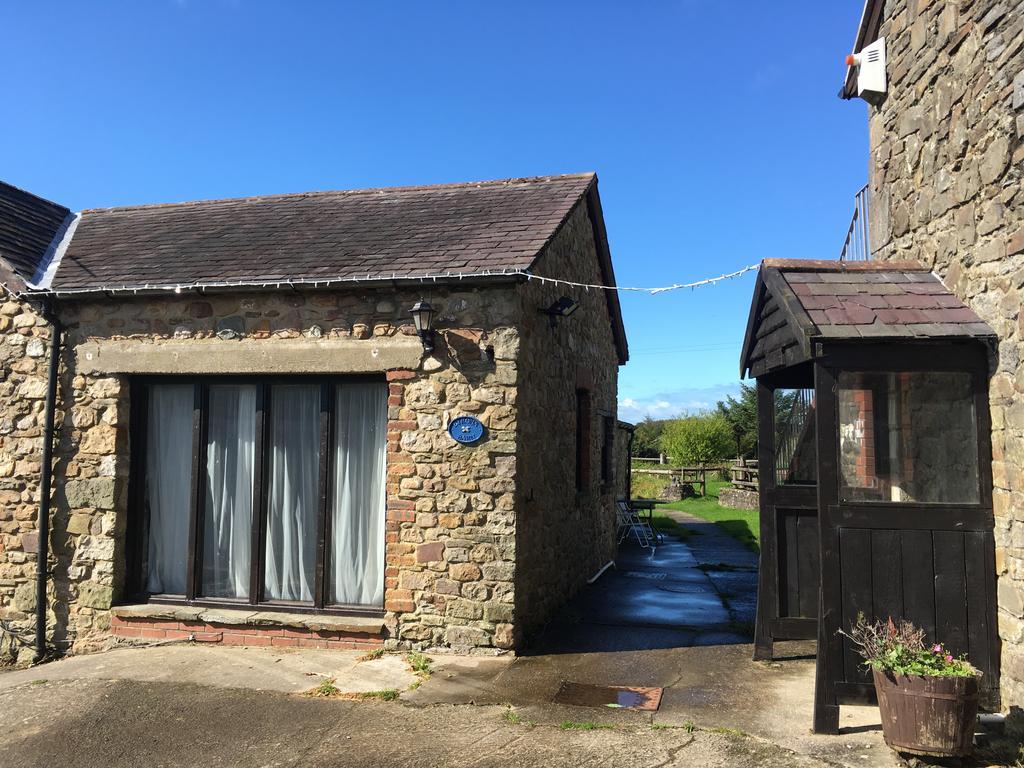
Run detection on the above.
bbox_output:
[842,614,980,758]
[843,614,974,677]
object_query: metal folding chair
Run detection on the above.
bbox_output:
[616,499,655,550]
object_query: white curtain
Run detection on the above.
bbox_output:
[202,385,256,599]
[146,384,193,595]
[264,385,320,602]
[330,383,387,606]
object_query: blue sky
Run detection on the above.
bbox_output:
[1,1,868,422]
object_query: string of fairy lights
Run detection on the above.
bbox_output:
[0,263,760,300]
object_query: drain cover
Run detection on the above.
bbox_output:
[553,682,664,711]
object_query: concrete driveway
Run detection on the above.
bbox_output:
[0,529,906,768]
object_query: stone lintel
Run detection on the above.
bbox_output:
[75,337,424,375]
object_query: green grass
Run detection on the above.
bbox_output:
[654,480,760,553]
[630,472,670,499]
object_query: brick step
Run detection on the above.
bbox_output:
[110,604,386,650]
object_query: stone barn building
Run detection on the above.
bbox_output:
[842,0,1023,711]
[0,173,628,663]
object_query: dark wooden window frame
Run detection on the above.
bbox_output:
[599,413,615,488]
[126,374,387,617]
[575,388,592,493]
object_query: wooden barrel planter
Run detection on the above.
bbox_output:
[872,669,980,757]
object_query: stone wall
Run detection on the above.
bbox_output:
[1,282,532,659]
[866,0,1024,707]
[514,200,621,642]
[0,296,56,664]
[1,209,622,659]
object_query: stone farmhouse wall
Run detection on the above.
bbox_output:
[0,297,59,663]
[0,205,622,663]
[514,201,620,642]
[866,0,1023,707]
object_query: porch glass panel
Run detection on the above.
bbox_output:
[774,388,816,485]
[837,371,979,503]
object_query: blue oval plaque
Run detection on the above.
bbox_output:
[448,415,484,445]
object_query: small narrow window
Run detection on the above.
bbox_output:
[575,389,592,492]
[601,415,615,485]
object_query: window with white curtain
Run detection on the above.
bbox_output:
[135,378,387,611]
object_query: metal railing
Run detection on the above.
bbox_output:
[839,184,872,261]
[775,389,814,485]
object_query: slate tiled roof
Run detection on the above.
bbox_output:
[0,181,72,289]
[740,259,996,378]
[780,264,994,339]
[52,174,596,292]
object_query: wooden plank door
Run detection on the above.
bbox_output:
[811,347,999,734]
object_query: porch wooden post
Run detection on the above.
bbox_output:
[812,359,841,734]
[752,380,776,661]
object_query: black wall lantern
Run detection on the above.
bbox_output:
[541,296,579,328]
[410,300,436,354]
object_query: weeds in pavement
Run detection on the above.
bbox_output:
[503,707,522,725]
[560,721,615,731]
[309,678,342,697]
[407,652,432,677]
[358,689,400,701]
[357,648,386,662]
[682,721,696,733]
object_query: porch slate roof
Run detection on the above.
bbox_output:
[740,259,996,378]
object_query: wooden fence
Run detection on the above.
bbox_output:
[729,458,759,491]
[630,463,730,497]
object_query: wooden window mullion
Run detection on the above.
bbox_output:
[314,381,333,609]
[250,382,269,605]
[186,383,208,601]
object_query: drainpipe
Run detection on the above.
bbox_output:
[34,300,61,664]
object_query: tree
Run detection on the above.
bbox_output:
[631,416,665,458]
[716,383,758,459]
[659,413,734,466]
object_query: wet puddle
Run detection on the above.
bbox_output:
[553,682,664,711]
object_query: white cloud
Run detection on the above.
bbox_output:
[616,383,741,424]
